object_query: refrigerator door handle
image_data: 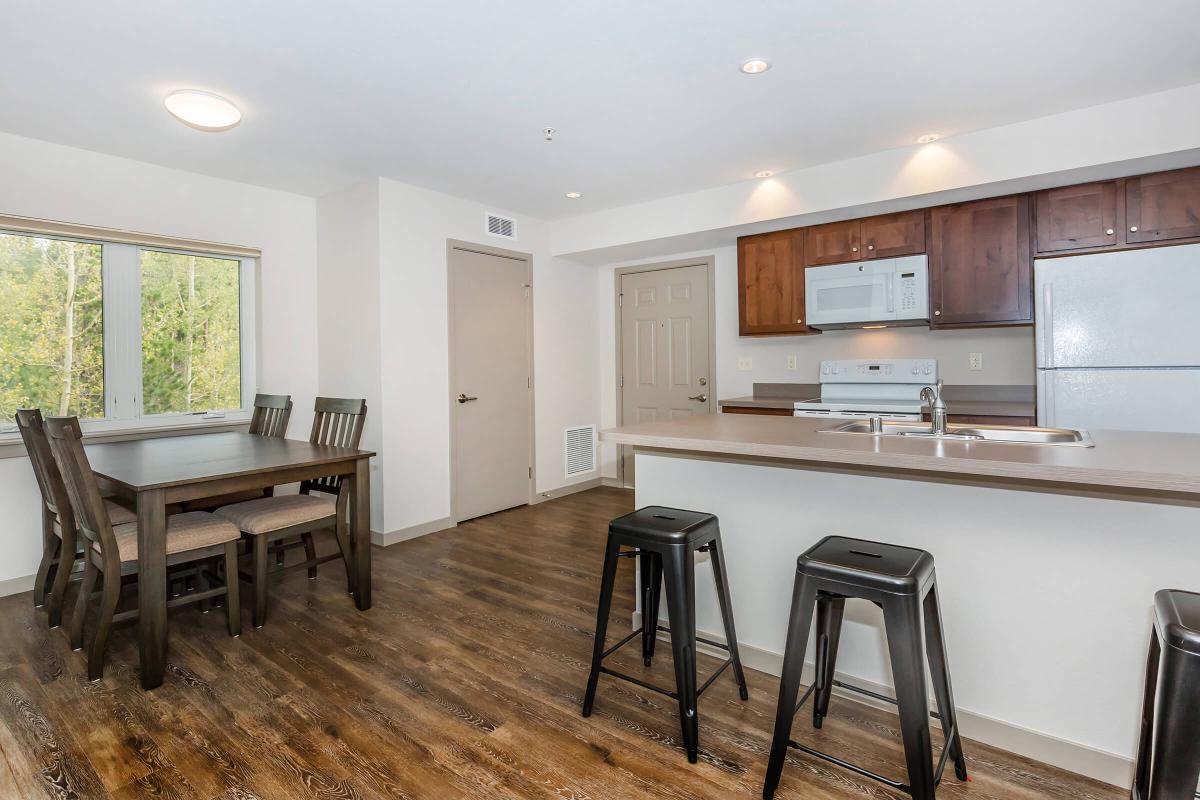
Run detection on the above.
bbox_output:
[1040,372,1056,427]
[1041,283,1055,369]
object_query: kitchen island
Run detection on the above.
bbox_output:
[600,414,1200,787]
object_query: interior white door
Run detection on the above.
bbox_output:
[450,245,532,522]
[619,263,711,485]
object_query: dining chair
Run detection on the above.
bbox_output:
[15,409,138,628]
[215,397,367,627]
[43,416,243,680]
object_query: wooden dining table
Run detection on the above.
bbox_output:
[85,431,375,689]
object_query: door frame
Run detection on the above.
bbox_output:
[447,238,536,522]
[613,256,717,487]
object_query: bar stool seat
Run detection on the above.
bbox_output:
[582,506,748,763]
[801,536,935,593]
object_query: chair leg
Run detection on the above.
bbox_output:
[812,593,845,729]
[639,550,662,666]
[922,584,968,781]
[87,566,121,681]
[252,534,269,628]
[662,545,699,763]
[70,557,99,651]
[1132,633,1161,800]
[582,536,621,718]
[302,533,318,579]
[275,541,286,567]
[708,537,748,701]
[882,594,936,800]
[1145,641,1200,798]
[223,542,242,637]
[33,510,58,608]
[763,573,818,800]
[196,559,212,613]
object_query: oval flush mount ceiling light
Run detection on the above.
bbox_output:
[740,59,771,74]
[754,170,774,178]
[565,192,582,199]
[916,133,941,144]
[164,90,242,132]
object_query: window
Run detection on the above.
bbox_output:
[0,227,256,438]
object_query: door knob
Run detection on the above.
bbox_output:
[688,394,708,403]
[698,377,707,386]
[457,393,478,404]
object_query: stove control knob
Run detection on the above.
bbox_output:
[923,366,933,375]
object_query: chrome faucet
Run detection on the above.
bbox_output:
[921,378,948,435]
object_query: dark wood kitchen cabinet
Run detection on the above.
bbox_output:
[804,219,862,266]
[1035,181,1118,254]
[804,210,925,266]
[1125,166,1200,244]
[737,229,816,336]
[929,194,1032,327]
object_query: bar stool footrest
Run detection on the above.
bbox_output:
[597,624,734,699]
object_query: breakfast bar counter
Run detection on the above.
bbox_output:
[600,414,1200,787]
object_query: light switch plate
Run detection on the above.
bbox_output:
[786,355,797,370]
[737,356,753,371]
[969,352,983,371]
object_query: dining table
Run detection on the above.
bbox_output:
[85,431,375,689]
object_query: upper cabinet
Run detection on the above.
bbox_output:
[1035,181,1118,253]
[929,195,1032,327]
[1126,167,1200,244]
[804,210,925,266]
[737,230,816,336]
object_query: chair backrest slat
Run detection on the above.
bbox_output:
[14,409,71,523]
[302,397,367,496]
[43,416,120,563]
[248,393,292,438]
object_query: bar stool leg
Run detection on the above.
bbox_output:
[663,544,699,763]
[763,574,819,800]
[582,536,622,718]
[922,584,968,781]
[1146,643,1200,799]
[883,594,936,800]
[1132,634,1161,800]
[708,537,749,701]
[640,550,662,666]
[812,593,845,729]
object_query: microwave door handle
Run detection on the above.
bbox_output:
[885,275,895,313]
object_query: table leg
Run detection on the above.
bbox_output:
[350,457,371,610]
[137,488,168,689]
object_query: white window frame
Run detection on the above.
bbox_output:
[0,229,257,441]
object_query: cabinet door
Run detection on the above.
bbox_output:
[929,195,1032,326]
[863,210,926,259]
[737,230,811,335]
[1035,181,1118,253]
[1126,167,1200,244]
[805,220,862,266]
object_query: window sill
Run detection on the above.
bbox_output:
[0,417,252,460]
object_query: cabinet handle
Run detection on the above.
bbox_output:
[934,310,941,316]
[867,244,875,250]
[1130,226,1138,232]
[796,319,803,323]
[851,246,859,252]
[1106,228,1114,235]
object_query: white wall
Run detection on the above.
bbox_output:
[596,246,1035,479]
[0,131,320,584]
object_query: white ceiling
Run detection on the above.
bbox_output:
[3,1,1199,219]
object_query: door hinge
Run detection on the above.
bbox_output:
[524,284,531,298]
[527,376,531,389]
[528,466,533,478]
[618,293,624,306]
[619,375,624,387]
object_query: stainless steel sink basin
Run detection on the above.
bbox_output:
[818,420,1094,447]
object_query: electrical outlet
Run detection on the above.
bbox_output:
[737,356,753,371]
[786,355,797,370]
[969,352,983,371]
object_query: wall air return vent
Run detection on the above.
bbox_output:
[564,424,597,477]
[486,212,517,240]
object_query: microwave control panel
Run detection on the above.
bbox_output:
[898,270,920,313]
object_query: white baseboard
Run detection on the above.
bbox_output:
[532,476,627,504]
[372,516,456,547]
[0,574,36,599]
[630,611,1132,789]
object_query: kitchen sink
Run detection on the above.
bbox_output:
[818,420,1094,447]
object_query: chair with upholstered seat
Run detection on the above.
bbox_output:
[216,397,366,627]
[16,409,139,628]
[43,416,243,680]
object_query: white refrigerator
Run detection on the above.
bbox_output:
[1035,243,1200,433]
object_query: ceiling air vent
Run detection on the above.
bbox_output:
[565,424,596,477]
[486,212,517,240]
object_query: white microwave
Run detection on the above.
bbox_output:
[804,254,929,329]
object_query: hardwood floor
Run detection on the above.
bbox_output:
[0,487,1123,799]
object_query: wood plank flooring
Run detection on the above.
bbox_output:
[0,487,1124,799]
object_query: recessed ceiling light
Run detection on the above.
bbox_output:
[740,59,771,75]
[565,192,582,199]
[754,170,774,179]
[164,90,241,132]
[916,133,941,144]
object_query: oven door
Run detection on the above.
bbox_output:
[804,262,896,328]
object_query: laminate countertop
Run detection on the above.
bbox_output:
[717,383,1036,418]
[601,414,1200,497]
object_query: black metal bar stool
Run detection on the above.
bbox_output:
[763,536,968,800]
[581,506,749,763]
[1132,589,1200,799]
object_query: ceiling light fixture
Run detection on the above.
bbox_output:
[754,170,774,178]
[916,133,941,144]
[164,89,241,132]
[565,192,582,199]
[740,59,771,74]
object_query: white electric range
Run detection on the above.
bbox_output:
[792,358,938,421]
